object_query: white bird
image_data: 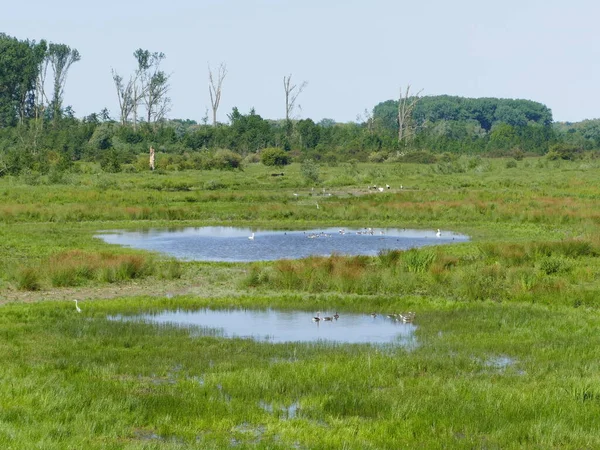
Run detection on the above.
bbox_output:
[293,193,298,198]
[73,299,81,313]
[316,203,320,209]
[386,184,390,189]
[312,312,321,322]
[436,229,441,238]
[378,187,384,192]
[248,232,255,240]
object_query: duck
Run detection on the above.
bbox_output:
[333,312,340,320]
[312,313,321,322]
[323,316,333,321]
[370,312,377,318]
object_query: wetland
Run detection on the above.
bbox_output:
[2,159,600,448]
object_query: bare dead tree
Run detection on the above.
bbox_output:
[283,74,307,122]
[208,63,227,126]
[397,85,423,144]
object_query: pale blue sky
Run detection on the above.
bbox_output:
[3,0,599,123]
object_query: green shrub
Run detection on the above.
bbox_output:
[301,159,320,184]
[547,143,582,161]
[261,148,290,167]
[400,151,437,164]
[213,149,242,170]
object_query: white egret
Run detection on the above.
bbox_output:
[436,229,441,238]
[73,299,81,313]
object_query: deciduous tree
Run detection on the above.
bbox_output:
[47,43,81,123]
[397,85,423,144]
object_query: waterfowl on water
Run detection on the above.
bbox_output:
[399,312,416,323]
[370,312,377,318]
[436,229,441,238]
[333,312,340,320]
[248,232,255,240]
[312,313,321,322]
[323,316,333,321]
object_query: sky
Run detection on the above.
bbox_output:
[3,0,600,124]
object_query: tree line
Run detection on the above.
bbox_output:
[0,32,598,176]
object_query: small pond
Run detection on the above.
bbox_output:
[111,309,417,345]
[97,226,469,262]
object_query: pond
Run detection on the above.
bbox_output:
[97,226,469,262]
[111,309,418,345]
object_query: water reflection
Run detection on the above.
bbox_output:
[97,226,468,262]
[111,308,417,345]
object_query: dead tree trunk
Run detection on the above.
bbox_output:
[283,74,307,122]
[208,63,227,126]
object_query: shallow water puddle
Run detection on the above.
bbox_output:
[97,226,469,262]
[110,308,417,345]
[259,400,299,419]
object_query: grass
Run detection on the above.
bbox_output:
[1,296,600,448]
[2,157,600,447]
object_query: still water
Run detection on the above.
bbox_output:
[112,309,417,345]
[97,226,468,262]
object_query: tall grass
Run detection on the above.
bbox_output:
[10,250,179,290]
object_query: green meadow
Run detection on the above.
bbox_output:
[2,157,600,448]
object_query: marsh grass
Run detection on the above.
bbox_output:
[2,297,600,448]
[241,238,600,304]
[14,267,41,291]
